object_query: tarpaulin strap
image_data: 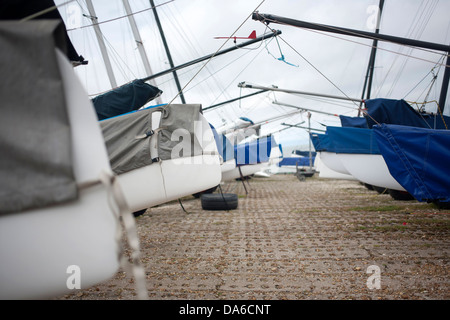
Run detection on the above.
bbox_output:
[135,127,166,162]
[135,127,165,140]
[98,169,148,300]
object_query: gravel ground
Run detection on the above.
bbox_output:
[58,174,450,300]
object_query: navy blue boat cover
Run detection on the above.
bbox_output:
[310,133,333,152]
[326,126,380,154]
[92,79,162,120]
[365,98,450,129]
[278,157,314,167]
[234,135,276,165]
[339,115,368,128]
[373,124,450,203]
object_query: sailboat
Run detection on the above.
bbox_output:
[0,20,126,299]
[250,9,450,203]
[373,124,450,207]
[221,134,283,182]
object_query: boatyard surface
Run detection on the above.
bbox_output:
[59,174,449,300]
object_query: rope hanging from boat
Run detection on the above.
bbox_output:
[407,100,448,130]
[98,169,149,300]
[265,34,298,67]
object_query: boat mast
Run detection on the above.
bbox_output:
[252,11,450,113]
[272,100,340,117]
[149,0,186,103]
[85,0,117,88]
[307,112,312,170]
[203,90,269,111]
[280,123,325,132]
[122,0,162,104]
[359,0,385,116]
[238,82,363,103]
[439,49,450,113]
[141,30,281,82]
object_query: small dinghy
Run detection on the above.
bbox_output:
[100,103,222,212]
[221,135,282,181]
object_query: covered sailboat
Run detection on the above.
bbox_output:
[100,103,222,213]
[221,134,282,181]
[326,126,406,191]
[310,132,356,180]
[373,124,450,206]
[0,21,128,299]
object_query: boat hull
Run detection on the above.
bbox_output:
[319,151,351,175]
[116,113,222,212]
[338,153,405,191]
[0,49,121,299]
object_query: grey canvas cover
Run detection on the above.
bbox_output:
[100,104,203,175]
[0,20,77,215]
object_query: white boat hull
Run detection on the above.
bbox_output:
[316,153,357,180]
[117,113,222,212]
[0,50,121,299]
[338,153,405,191]
[222,145,282,181]
[319,151,351,175]
[222,162,269,181]
[221,159,236,173]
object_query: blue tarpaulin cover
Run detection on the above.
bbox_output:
[278,157,314,167]
[92,79,162,120]
[339,115,368,128]
[373,124,450,203]
[365,98,450,129]
[310,133,334,152]
[235,135,275,166]
[326,126,380,154]
[210,124,234,162]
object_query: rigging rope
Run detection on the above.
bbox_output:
[256,12,450,64]
[163,0,268,109]
[268,35,299,67]
[66,0,175,31]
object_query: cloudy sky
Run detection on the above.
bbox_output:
[56,0,450,149]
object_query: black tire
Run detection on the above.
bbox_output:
[192,185,218,198]
[201,193,238,211]
[388,189,416,201]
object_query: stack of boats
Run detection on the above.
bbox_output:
[0,20,222,299]
[0,19,285,299]
[311,98,450,207]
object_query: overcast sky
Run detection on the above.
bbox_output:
[56,0,450,149]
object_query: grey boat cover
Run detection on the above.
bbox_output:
[100,104,203,175]
[0,20,77,215]
[0,0,86,64]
